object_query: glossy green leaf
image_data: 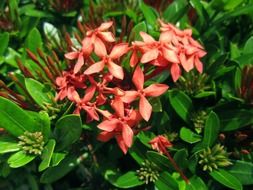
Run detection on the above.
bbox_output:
[106,171,144,188]
[228,160,253,185]
[40,155,77,183]
[146,151,173,170]
[129,21,147,41]
[173,149,188,170]
[202,111,220,148]
[8,151,36,168]
[129,139,146,165]
[25,78,54,108]
[137,131,156,147]
[150,97,162,112]
[219,109,253,131]
[189,0,207,25]
[169,90,193,122]
[25,9,54,18]
[155,171,178,190]
[179,127,202,144]
[186,176,207,190]
[0,136,20,154]
[243,36,253,54]
[39,139,56,172]
[25,28,42,53]
[139,0,158,29]
[210,169,242,190]
[0,32,9,55]
[0,97,42,136]
[51,153,66,167]
[163,0,188,23]
[54,115,82,151]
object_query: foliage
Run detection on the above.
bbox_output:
[0,0,253,189]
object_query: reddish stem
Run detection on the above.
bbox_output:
[159,141,190,184]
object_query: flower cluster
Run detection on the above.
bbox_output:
[55,20,206,154]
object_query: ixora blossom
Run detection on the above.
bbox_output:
[121,66,169,121]
[97,98,142,154]
[55,19,206,154]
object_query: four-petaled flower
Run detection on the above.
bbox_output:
[84,43,129,80]
[121,66,169,121]
[97,98,141,154]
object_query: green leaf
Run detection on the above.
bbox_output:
[210,169,242,190]
[163,0,188,23]
[146,151,173,170]
[0,32,9,55]
[173,149,188,170]
[25,28,42,53]
[40,155,77,183]
[0,136,20,154]
[179,127,202,144]
[129,139,147,165]
[155,171,178,190]
[106,171,144,188]
[137,131,156,147]
[186,176,207,190]
[139,0,158,30]
[25,78,54,108]
[243,36,253,54]
[54,115,82,151]
[0,97,43,136]
[202,111,220,148]
[189,0,208,26]
[150,97,162,112]
[51,153,66,167]
[39,139,56,172]
[169,90,193,122]
[129,21,147,41]
[218,109,253,131]
[228,160,253,185]
[8,151,36,168]
[25,9,54,18]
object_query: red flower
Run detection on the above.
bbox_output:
[121,66,169,121]
[149,135,172,154]
[97,98,141,154]
[55,71,86,101]
[85,21,115,56]
[84,43,129,80]
[71,85,99,122]
[64,38,93,74]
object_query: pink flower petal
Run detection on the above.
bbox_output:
[195,58,203,73]
[83,85,96,102]
[140,32,155,43]
[111,97,125,118]
[144,84,169,97]
[159,31,172,43]
[130,50,139,67]
[139,95,152,121]
[99,31,115,42]
[132,66,144,90]
[122,124,133,147]
[116,135,128,154]
[109,43,129,59]
[98,21,113,31]
[94,38,107,57]
[67,87,80,102]
[97,118,119,132]
[65,51,79,60]
[121,90,139,103]
[171,63,181,82]
[141,48,159,63]
[83,106,99,121]
[74,54,84,74]
[84,61,105,75]
[107,61,124,80]
[97,131,114,142]
[163,48,179,64]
